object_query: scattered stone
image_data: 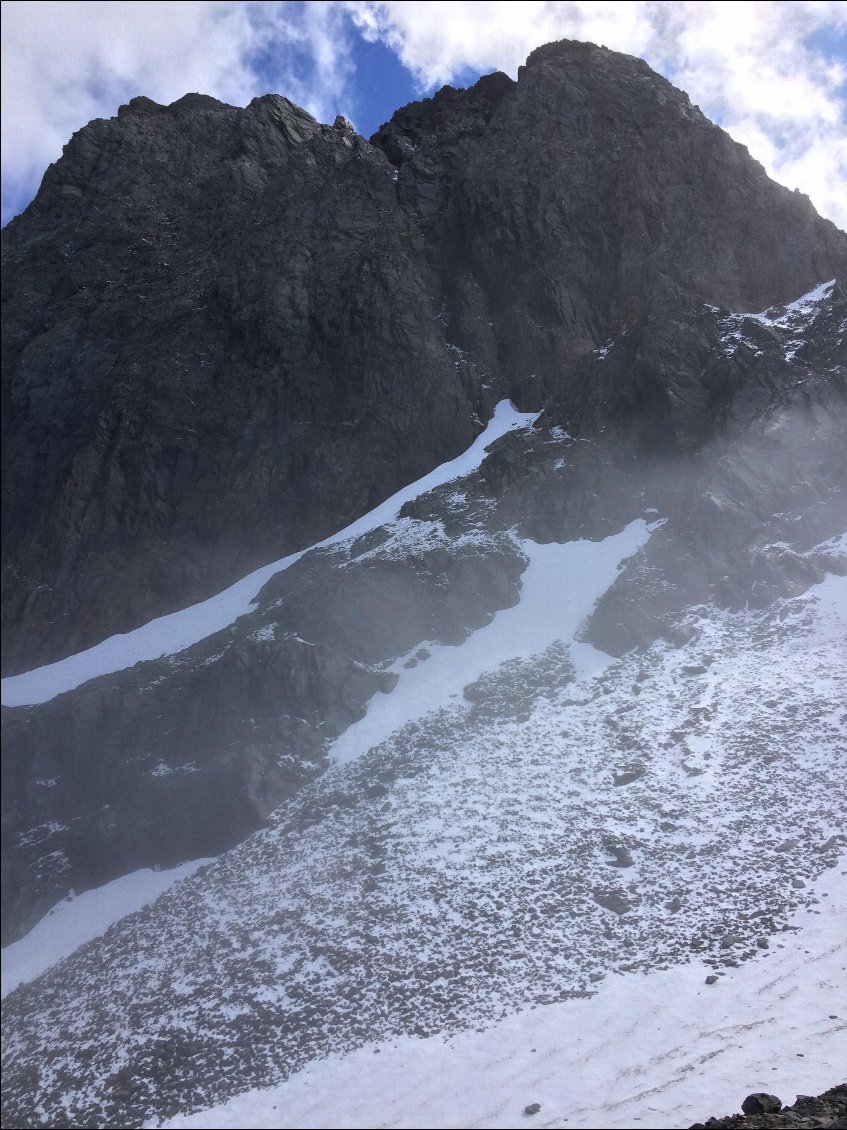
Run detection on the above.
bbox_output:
[524,1103,542,1116]
[612,770,646,786]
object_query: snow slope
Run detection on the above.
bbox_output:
[3,561,844,1129]
[1,518,653,991]
[148,566,847,1130]
[1,402,538,708]
[331,519,655,766]
[152,861,847,1130]
[1,857,211,998]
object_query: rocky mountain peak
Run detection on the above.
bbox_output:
[1,36,845,1129]
[3,42,844,675]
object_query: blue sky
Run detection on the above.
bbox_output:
[2,1,846,228]
[343,27,421,135]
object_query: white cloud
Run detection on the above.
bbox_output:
[348,0,655,87]
[348,0,847,230]
[247,1,357,123]
[2,1,845,229]
[1,2,247,219]
[646,1,847,227]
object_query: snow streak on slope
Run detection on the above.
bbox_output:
[331,519,655,766]
[0,402,538,708]
[0,857,212,999]
[3,559,844,1129]
[153,861,847,1130]
[716,278,838,361]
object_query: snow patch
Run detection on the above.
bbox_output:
[330,519,654,766]
[1,857,212,998]
[1,402,538,708]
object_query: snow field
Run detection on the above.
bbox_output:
[151,862,847,1130]
[4,567,843,1129]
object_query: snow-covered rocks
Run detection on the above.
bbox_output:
[3,558,845,1128]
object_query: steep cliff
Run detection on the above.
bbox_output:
[3,40,845,673]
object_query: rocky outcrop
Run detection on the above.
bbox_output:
[690,1084,847,1128]
[584,283,847,654]
[255,530,527,662]
[374,40,846,416]
[0,621,397,943]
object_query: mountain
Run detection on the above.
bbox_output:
[3,39,844,674]
[2,38,846,1130]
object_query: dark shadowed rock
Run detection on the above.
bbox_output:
[741,1095,782,1115]
[0,620,396,943]
[4,41,845,673]
[690,1084,846,1128]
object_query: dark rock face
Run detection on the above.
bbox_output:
[3,41,845,673]
[584,284,847,654]
[374,40,846,417]
[0,622,395,943]
[256,532,527,662]
[1,94,476,673]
